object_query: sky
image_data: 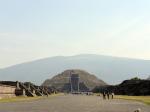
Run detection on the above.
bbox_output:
[0,0,150,68]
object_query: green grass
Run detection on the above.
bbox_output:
[115,95,150,105]
[0,93,63,103]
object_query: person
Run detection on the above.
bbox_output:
[102,91,106,100]
[111,92,114,99]
[106,92,110,99]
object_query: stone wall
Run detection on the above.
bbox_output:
[0,84,16,99]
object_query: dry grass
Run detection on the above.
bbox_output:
[115,95,150,105]
[0,96,43,103]
[0,93,63,103]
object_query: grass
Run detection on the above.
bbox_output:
[0,96,44,103]
[115,95,150,105]
[0,93,63,103]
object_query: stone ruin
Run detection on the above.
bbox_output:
[0,81,57,99]
[62,73,89,93]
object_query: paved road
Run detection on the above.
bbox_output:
[0,95,150,112]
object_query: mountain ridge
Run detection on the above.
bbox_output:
[2,54,150,69]
[0,54,150,85]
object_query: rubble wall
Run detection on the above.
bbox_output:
[0,85,16,99]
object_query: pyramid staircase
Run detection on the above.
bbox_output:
[0,81,54,97]
[39,86,49,96]
[19,82,36,97]
[27,83,43,96]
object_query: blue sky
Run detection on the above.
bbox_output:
[0,0,150,68]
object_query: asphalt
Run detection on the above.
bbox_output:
[0,94,149,112]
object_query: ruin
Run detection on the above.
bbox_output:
[70,73,80,92]
[42,69,107,92]
[0,81,56,99]
[0,84,16,99]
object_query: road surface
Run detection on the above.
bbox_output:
[0,94,149,112]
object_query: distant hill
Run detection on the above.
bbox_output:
[147,76,150,80]
[42,69,107,91]
[0,54,150,85]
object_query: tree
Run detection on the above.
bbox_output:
[130,77,141,80]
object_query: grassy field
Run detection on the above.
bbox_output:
[0,93,62,103]
[115,95,150,105]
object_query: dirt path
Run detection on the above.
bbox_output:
[0,94,149,112]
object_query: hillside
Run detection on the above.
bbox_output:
[0,54,150,85]
[148,76,150,80]
[103,79,150,96]
[42,69,107,91]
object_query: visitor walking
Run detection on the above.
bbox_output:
[111,92,114,99]
[102,91,106,100]
[106,92,110,99]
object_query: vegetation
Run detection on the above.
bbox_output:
[130,77,141,80]
[115,95,150,105]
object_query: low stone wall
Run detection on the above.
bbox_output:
[0,84,16,99]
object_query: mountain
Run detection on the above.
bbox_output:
[0,54,150,85]
[147,76,150,80]
[42,69,107,91]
